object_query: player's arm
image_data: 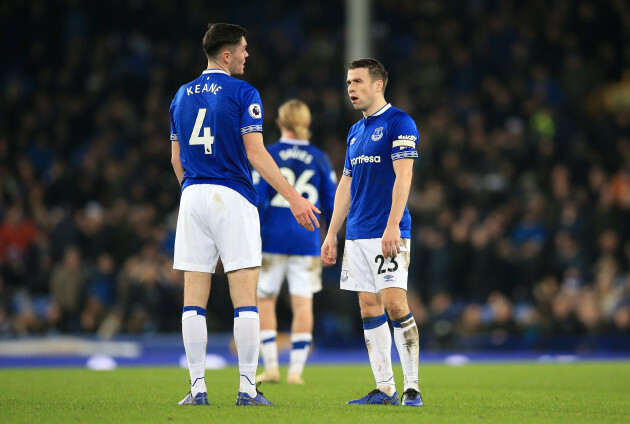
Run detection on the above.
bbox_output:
[171,141,185,186]
[320,155,338,225]
[382,158,413,258]
[321,174,352,265]
[243,132,320,231]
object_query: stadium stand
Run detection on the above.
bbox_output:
[1,0,629,352]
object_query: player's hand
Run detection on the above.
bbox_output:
[382,223,401,258]
[321,234,338,265]
[289,195,320,231]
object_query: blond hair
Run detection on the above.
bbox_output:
[277,99,311,140]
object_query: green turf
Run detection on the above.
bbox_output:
[1,363,629,423]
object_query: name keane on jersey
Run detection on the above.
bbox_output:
[350,155,381,165]
[279,147,313,164]
[186,83,222,96]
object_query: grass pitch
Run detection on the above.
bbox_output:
[1,362,629,423]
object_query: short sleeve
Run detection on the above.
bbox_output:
[343,147,352,177]
[239,83,264,136]
[343,130,354,176]
[169,97,178,142]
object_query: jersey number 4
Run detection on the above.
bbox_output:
[190,108,214,154]
[270,168,318,207]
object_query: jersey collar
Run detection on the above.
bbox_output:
[280,138,310,145]
[368,103,391,117]
[202,69,228,75]
[363,103,391,123]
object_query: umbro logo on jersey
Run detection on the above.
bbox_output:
[371,127,384,141]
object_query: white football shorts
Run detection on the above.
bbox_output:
[340,238,410,293]
[173,184,261,273]
[257,253,322,299]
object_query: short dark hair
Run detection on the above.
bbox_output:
[348,58,389,93]
[202,23,247,59]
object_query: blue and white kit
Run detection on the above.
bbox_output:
[343,103,419,240]
[340,103,420,292]
[170,69,264,273]
[254,138,336,298]
[170,69,263,206]
[254,138,336,256]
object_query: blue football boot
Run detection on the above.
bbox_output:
[236,382,274,406]
[178,391,209,405]
[401,388,424,406]
[347,389,400,405]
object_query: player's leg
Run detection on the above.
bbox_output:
[180,272,211,403]
[341,239,398,405]
[257,296,280,382]
[379,238,423,407]
[174,185,219,406]
[382,287,422,406]
[286,255,320,384]
[228,268,272,405]
[256,254,286,383]
[287,294,312,384]
[228,268,262,397]
[212,185,271,405]
[357,291,397,398]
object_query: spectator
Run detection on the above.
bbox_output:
[0,0,629,351]
[49,247,86,332]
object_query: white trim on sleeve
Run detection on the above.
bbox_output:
[392,139,416,149]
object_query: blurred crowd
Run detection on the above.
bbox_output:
[1,0,629,350]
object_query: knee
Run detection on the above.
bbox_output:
[291,296,312,313]
[384,301,408,321]
[259,297,277,307]
[359,303,385,319]
[292,304,313,321]
[358,298,383,318]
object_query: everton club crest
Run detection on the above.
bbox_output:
[371,127,384,141]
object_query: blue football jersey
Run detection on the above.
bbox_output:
[343,104,419,240]
[169,69,264,206]
[254,139,337,256]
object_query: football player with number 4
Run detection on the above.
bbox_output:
[252,99,336,385]
[321,59,424,407]
[169,23,320,407]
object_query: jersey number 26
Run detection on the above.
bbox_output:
[271,168,318,207]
